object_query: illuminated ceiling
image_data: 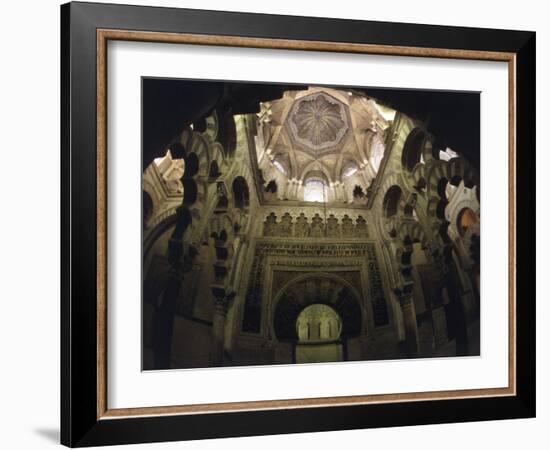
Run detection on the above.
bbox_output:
[255,86,396,205]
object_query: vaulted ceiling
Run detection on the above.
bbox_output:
[255,87,395,204]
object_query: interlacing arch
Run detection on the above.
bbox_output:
[177,129,219,240]
[401,127,435,171]
[360,128,376,164]
[377,179,407,239]
[375,177,433,302]
[447,157,478,189]
[411,163,428,192]
[424,156,480,245]
[391,218,430,293]
[214,108,238,160]
[203,109,219,141]
[230,208,250,237]
[397,220,429,248]
[425,157,478,199]
[394,126,434,192]
[144,119,236,271]
[209,214,235,293]
[206,141,225,181]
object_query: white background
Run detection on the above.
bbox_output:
[108,42,509,409]
[0,0,546,449]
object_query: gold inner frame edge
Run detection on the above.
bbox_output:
[95,28,517,420]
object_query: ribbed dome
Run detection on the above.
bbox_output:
[288,92,349,153]
[255,87,393,204]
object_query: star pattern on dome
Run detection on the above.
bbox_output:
[288,92,350,155]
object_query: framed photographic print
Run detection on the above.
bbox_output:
[61,1,536,447]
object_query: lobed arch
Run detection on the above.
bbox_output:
[426,157,478,199]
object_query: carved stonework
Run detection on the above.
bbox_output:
[242,254,264,333]
[355,215,369,238]
[341,214,353,237]
[279,212,293,237]
[310,213,325,237]
[215,181,229,211]
[366,245,389,326]
[326,214,340,237]
[242,241,390,333]
[261,211,369,239]
[294,213,310,237]
[287,92,350,155]
[263,212,278,237]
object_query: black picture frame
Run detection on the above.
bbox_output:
[61,1,536,447]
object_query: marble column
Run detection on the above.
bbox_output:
[397,294,419,357]
[151,237,194,369]
[210,289,236,366]
[152,271,180,369]
[444,264,469,356]
[431,305,449,348]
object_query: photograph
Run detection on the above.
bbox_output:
[0,0,542,447]
[141,80,481,370]
[56,2,536,446]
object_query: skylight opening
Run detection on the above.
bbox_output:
[304,179,326,202]
[342,164,358,178]
[273,160,287,175]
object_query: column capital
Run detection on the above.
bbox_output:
[394,289,414,307]
[212,289,236,317]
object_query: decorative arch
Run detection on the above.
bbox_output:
[401,128,426,172]
[215,108,237,159]
[208,160,221,180]
[426,157,478,199]
[392,223,432,301]
[184,132,210,177]
[203,110,219,141]
[272,273,363,342]
[265,179,278,193]
[232,176,250,210]
[271,153,291,176]
[206,140,226,180]
[382,185,404,218]
[296,304,342,342]
[209,214,235,284]
[457,207,480,238]
[340,159,360,179]
[302,170,329,202]
[397,220,429,249]
[411,163,428,192]
[364,130,386,173]
[172,129,215,242]
[143,190,154,228]
[299,162,333,185]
